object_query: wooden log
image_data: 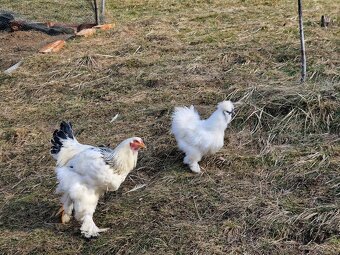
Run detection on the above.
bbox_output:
[76,28,96,37]
[39,40,66,53]
[94,23,115,30]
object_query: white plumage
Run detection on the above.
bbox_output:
[51,122,145,238]
[171,101,235,173]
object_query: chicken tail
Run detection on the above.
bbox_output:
[51,121,87,166]
[51,121,75,155]
[171,106,200,138]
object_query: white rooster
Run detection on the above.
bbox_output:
[171,101,235,173]
[51,121,145,238]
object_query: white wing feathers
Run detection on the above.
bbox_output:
[56,148,124,194]
[55,138,92,167]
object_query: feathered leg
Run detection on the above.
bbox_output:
[60,193,73,223]
[183,149,202,173]
[80,215,109,238]
[73,188,109,238]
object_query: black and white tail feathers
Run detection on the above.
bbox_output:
[51,121,74,156]
[51,121,90,167]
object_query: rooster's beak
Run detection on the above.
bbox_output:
[138,141,146,149]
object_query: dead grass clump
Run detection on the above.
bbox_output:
[74,55,101,70]
[264,204,339,244]
[218,83,340,246]
[228,84,339,147]
[229,193,340,245]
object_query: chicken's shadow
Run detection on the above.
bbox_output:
[0,198,76,234]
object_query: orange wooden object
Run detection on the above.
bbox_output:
[39,40,66,53]
[94,23,115,30]
[76,28,96,37]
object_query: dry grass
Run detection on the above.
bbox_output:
[0,0,339,254]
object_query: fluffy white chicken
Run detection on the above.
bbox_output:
[171,101,234,173]
[51,121,145,238]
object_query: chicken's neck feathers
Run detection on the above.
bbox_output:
[111,143,138,175]
[202,109,229,131]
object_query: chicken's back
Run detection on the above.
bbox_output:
[171,106,226,156]
[58,146,130,195]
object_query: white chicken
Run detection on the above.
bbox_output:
[171,101,234,173]
[51,121,145,238]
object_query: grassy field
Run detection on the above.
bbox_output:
[0,0,339,254]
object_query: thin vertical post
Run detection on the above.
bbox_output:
[298,0,306,83]
[94,0,100,25]
[101,0,106,24]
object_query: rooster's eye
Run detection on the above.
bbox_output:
[224,110,235,116]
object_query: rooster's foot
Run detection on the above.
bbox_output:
[55,205,72,224]
[81,215,109,238]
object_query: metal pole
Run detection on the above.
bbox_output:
[101,0,106,24]
[298,0,306,83]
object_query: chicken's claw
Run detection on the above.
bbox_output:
[55,205,64,217]
[61,212,71,224]
[55,205,71,224]
[98,228,110,233]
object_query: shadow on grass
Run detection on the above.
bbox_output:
[0,197,77,234]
